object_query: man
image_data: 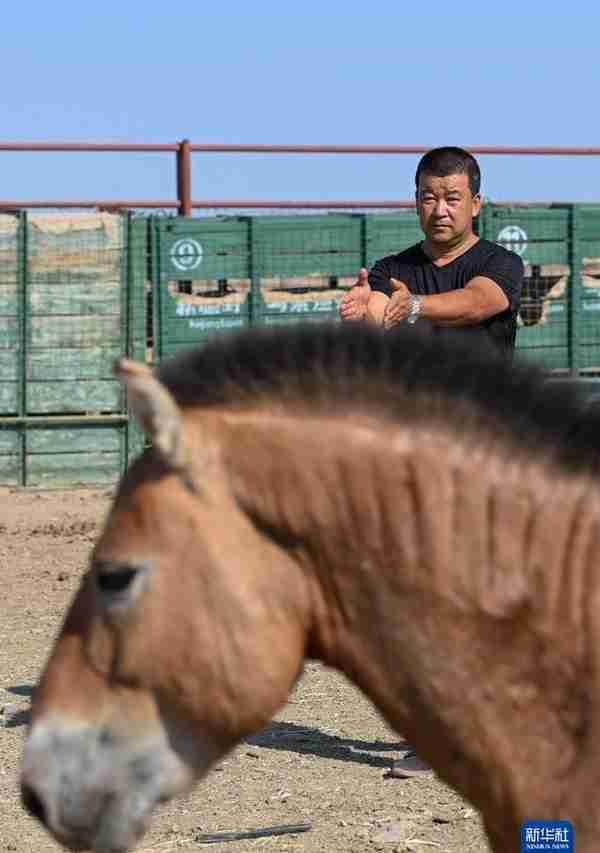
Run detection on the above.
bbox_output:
[340,147,523,357]
[340,148,524,779]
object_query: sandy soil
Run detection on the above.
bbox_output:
[0,488,491,853]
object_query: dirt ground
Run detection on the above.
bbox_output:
[0,488,491,853]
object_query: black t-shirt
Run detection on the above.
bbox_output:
[369,238,524,354]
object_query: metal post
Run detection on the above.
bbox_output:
[248,216,259,326]
[152,218,164,364]
[176,139,192,217]
[360,213,368,270]
[567,204,583,378]
[17,211,27,486]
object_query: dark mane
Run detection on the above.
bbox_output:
[156,323,600,474]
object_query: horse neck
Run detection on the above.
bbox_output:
[215,407,600,719]
[211,407,600,836]
[217,409,427,699]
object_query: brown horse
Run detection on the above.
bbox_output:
[20,323,600,853]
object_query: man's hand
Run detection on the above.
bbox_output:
[339,268,371,322]
[383,278,412,329]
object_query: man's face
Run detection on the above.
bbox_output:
[416,171,481,246]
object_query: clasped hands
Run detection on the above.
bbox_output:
[339,268,412,329]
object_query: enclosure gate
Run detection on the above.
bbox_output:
[151,206,600,375]
[0,212,146,487]
[2,206,600,488]
[150,211,424,362]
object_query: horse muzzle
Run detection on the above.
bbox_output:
[21,715,207,852]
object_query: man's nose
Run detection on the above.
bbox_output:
[433,199,449,217]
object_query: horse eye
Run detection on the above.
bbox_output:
[95,566,138,595]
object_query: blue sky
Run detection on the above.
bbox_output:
[2,2,599,207]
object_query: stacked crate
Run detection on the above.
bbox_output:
[0,213,146,487]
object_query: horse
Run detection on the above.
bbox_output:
[20,322,600,853]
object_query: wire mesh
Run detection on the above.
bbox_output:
[152,216,251,361]
[3,204,600,487]
[481,206,571,371]
[253,214,362,328]
[0,212,148,486]
[576,208,600,374]
[26,213,125,413]
[0,213,19,483]
[152,210,428,354]
[0,213,19,415]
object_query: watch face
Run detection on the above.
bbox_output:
[407,296,420,324]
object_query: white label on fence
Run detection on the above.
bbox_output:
[171,238,204,271]
[497,225,528,257]
[176,302,242,316]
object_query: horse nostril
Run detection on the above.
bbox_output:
[22,784,47,827]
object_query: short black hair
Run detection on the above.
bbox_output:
[415,147,481,196]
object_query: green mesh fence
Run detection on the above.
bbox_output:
[0,212,146,487]
[27,213,127,413]
[0,213,19,415]
[150,211,425,357]
[479,205,600,374]
[150,216,251,362]
[0,213,20,483]
[364,211,423,268]
[576,207,600,374]
[252,214,362,327]
[3,206,600,487]
[480,206,571,371]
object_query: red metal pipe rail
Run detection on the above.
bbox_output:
[193,144,600,156]
[0,143,178,152]
[2,143,600,154]
[1,141,599,214]
[1,200,591,211]
[0,199,419,210]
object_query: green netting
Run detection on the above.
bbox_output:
[575,207,600,374]
[0,212,147,487]
[365,211,422,267]
[152,212,429,351]
[151,217,251,361]
[253,214,362,327]
[3,205,600,488]
[480,205,600,373]
[481,206,571,371]
[0,213,20,486]
[26,213,126,413]
[0,213,19,416]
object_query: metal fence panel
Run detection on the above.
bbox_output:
[252,215,362,326]
[364,211,422,268]
[0,213,19,415]
[481,206,571,370]
[151,216,251,362]
[4,204,600,488]
[576,207,600,373]
[26,213,126,413]
[0,212,146,487]
[24,423,126,487]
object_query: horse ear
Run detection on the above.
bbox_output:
[114,358,186,469]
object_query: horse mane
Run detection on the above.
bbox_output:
[156,323,600,474]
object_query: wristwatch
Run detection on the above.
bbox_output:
[406,295,422,324]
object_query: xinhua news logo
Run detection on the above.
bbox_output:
[521,821,574,852]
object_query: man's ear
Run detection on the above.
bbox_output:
[472,193,483,217]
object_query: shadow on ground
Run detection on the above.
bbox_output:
[246,721,408,768]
